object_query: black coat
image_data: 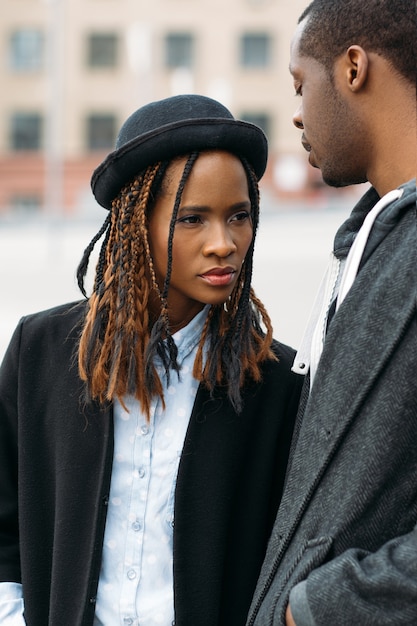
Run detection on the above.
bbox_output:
[0,301,303,626]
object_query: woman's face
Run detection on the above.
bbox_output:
[148,150,254,329]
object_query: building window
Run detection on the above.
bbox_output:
[240,33,271,68]
[10,113,43,150]
[10,29,44,71]
[9,194,42,214]
[87,114,116,150]
[87,33,118,68]
[165,33,194,68]
[241,112,271,138]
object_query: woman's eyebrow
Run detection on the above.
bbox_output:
[177,205,210,214]
[178,201,251,214]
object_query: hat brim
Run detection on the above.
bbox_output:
[91,117,268,209]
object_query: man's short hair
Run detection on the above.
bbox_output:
[298,0,416,85]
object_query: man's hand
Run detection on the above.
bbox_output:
[286,603,297,626]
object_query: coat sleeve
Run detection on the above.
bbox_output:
[0,321,23,583]
[289,525,417,626]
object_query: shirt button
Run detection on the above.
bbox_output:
[138,466,146,478]
[127,569,137,580]
[123,619,134,625]
[132,520,142,532]
[140,425,149,436]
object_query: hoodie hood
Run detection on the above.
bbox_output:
[333,179,416,264]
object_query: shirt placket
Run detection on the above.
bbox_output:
[120,401,156,626]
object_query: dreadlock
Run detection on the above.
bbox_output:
[144,152,200,391]
[77,151,275,419]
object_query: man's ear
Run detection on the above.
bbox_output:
[345,45,369,92]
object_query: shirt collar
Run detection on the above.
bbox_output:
[171,305,210,364]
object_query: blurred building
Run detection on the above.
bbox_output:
[0,0,316,216]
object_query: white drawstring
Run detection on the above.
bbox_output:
[292,187,404,388]
[292,253,341,386]
[336,188,403,311]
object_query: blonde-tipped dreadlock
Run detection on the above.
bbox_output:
[77,152,276,420]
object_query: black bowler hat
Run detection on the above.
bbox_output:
[91,94,268,210]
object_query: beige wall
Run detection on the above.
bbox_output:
[0,0,311,211]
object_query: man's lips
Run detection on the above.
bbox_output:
[301,136,319,168]
[200,267,236,286]
[301,137,312,152]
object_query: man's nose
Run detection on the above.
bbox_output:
[293,105,304,130]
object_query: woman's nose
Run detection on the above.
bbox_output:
[203,225,237,257]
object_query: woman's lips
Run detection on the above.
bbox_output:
[200,267,236,286]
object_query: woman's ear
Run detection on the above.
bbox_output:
[345,45,369,92]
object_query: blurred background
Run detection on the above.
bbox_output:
[0,0,366,358]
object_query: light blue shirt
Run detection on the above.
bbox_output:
[0,306,209,626]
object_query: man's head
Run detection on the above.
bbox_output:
[290,0,416,192]
[298,0,415,87]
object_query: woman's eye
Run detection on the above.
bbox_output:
[177,214,201,224]
[231,211,251,222]
[295,84,303,97]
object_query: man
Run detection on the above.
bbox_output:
[247,0,417,625]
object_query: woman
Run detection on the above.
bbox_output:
[0,94,303,626]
